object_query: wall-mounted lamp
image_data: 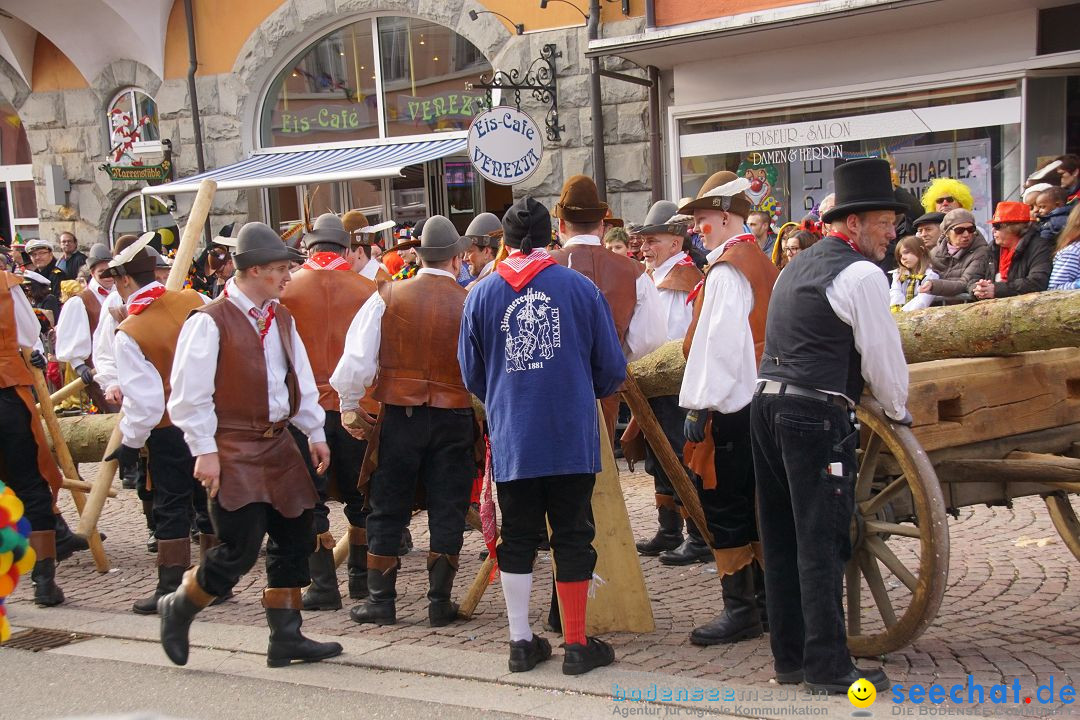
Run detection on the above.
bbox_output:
[539,0,588,20]
[467,9,525,35]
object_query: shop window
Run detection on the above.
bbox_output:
[110,192,179,250]
[107,88,161,164]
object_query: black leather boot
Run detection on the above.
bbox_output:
[349,553,397,625]
[753,561,768,632]
[397,527,413,556]
[635,499,684,556]
[302,534,342,611]
[264,587,343,668]
[347,526,368,600]
[427,552,459,627]
[54,513,88,562]
[158,567,215,665]
[133,538,189,615]
[689,565,763,645]
[29,531,64,607]
[143,499,157,553]
[659,517,711,566]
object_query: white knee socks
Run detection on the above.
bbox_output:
[500,571,534,642]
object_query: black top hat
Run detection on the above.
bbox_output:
[821,159,909,224]
[232,222,304,270]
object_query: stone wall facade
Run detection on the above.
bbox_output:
[1,0,652,249]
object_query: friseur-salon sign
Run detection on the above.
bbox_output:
[467,107,543,186]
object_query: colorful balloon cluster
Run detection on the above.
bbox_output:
[0,480,34,642]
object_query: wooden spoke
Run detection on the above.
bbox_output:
[1045,492,1080,563]
[860,474,907,517]
[857,550,897,628]
[864,535,918,591]
[864,520,922,539]
[846,560,862,637]
[856,433,883,503]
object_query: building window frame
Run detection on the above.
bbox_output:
[107,87,162,158]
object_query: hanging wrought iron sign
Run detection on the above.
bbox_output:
[468,43,564,142]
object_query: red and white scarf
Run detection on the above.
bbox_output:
[826,231,864,256]
[496,249,556,292]
[302,252,352,272]
[126,285,166,316]
[224,283,277,346]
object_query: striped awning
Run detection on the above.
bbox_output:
[144,135,467,195]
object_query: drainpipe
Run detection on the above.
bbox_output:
[588,0,607,201]
[183,0,211,242]
[648,66,662,203]
[646,0,656,29]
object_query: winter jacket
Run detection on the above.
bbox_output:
[925,233,991,297]
[889,267,940,311]
[1038,205,1071,244]
[987,225,1053,298]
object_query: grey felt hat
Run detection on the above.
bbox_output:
[85,243,113,270]
[302,213,349,249]
[630,200,688,236]
[464,213,503,247]
[415,216,471,262]
[232,222,304,270]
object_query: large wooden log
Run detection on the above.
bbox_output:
[630,292,1080,399]
[48,414,120,464]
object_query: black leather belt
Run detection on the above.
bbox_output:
[755,380,851,409]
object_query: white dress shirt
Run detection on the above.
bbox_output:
[649,251,696,342]
[359,259,390,282]
[563,235,666,361]
[90,292,124,393]
[167,279,326,457]
[55,280,112,366]
[680,245,757,414]
[330,267,456,411]
[10,285,42,349]
[825,261,909,421]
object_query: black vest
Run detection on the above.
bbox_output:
[759,237,870,400]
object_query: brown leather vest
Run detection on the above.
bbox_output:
[77,287,103,336]
[373,273,470,409]
[551,244,641,342]
[195,297,316,517]
[280,267,377,412]
[0,272,33,389]
[117,289,206,427]
[655,259,703,295]
[683,243,778,362]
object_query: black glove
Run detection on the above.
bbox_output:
[28,350,46,369]
[684,409,709,444]
[74,363,95,386]
[104,444,140,467]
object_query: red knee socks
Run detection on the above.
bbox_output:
[555,580,589,646]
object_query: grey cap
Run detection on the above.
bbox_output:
[145,245,171,269]
[464,213,503,247]
[302,213,348,249]
[416,215,471,262]
[86,243,113,270]
[630,200,688,236]
[941,208,977,236]
[232,222,304,270]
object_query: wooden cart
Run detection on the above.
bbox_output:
[845,347,1080,656]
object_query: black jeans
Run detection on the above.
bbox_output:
[290,410,369,533]
[643,394,688,501]
[147,425,211,541]
[702,405,758,548]
[0,387,53,530]
[197,501,315,597]
[497,473,597,582]
[751,393,858,681]
[366,405,475,557]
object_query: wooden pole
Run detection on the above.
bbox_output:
[619,370,715,547]
[76,178,218,540]
[40,375,89,408]
[20,348,109,572]
[62,477,116,498]
[458,555,496,620]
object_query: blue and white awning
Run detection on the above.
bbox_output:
[143,135,467,195]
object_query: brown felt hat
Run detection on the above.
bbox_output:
[553,174,609,223]
[677,171,754,218]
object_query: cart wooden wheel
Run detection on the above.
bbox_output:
[845,398,950,657]
[1044,492,1080,562]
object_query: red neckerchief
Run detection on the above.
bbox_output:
[94,283,109,298]
[302,252,351,271]
[496,249,556,292]
[999,245,1015,281]
[224,284,276,346]
[686,235,755,305]
[827,231,863,256]
[127,285,166,316]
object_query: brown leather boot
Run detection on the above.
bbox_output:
[264,587,343,668]
[29,530,64,607]
[159,567,215,665]
[133,538,190,615]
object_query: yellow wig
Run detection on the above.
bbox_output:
[920,178,974,214]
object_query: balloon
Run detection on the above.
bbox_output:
[15,516,29,537]
[0,493,23,523]
[0,617,9,643]
[13,546,33,574]
[159,227,176,246]
[0,573,13,596]
[0,551,10,576]
[0,528,18,553]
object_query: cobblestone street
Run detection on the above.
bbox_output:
[9,461,1080,692]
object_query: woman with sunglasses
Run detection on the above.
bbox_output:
[918,208,991,303]
[972,202,1052,300]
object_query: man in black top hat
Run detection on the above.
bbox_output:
[752,158,910,694]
